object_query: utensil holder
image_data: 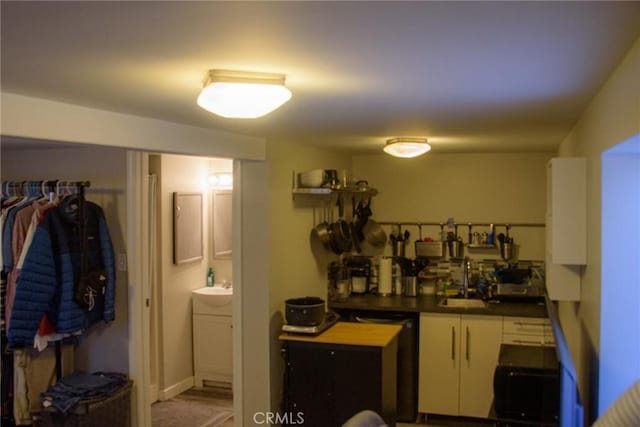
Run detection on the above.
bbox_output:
[393,240,406,257]
[500,242,514,260]
[403,276,418,297]
[448,240,464,258]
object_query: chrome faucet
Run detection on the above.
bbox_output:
[462,257,471,298]
[221,280,233,289]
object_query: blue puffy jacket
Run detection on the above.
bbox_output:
[8,198,116,346]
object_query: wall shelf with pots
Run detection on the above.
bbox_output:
[292,186,378,200]
[291,169,378,201]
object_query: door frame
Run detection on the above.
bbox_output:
[127,152,271,427]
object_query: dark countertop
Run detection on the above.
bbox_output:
[329,294,548,318]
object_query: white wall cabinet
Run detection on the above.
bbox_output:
[193,314,233,386]
[418,313,502,418]
[545,157,586,301]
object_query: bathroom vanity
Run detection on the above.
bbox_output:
[192,286,233,387]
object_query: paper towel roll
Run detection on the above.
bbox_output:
[378,257,392,295]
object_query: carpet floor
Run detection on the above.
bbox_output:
[152,387,233,427]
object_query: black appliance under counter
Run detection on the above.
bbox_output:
[493,344,560,426]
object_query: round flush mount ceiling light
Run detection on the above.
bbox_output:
[197,70,292,119]
[383,137,431,158]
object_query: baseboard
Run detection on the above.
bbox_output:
[158,376,194,401]
[150,383,159,403]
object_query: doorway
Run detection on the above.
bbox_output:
[599,133,640,414]
[128,152,271,427]
[147,153,235,426]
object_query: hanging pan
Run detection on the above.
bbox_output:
[314,202,333,250]
[331,198,352,253]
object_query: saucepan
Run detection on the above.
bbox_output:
[285,297,325,326]
[363,218,387,247]
[314,202,333,250]
[331,198,352,253]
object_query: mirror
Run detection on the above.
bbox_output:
[212,189,232,259]
[173,192,203,264]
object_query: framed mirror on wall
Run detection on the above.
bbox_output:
[173,192,204,264]
[212,189,232,259]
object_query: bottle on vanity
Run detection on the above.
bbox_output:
[207,267,215,287]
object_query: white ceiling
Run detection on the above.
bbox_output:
[2,1,639,154]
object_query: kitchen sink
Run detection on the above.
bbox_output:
[438,298,488,309]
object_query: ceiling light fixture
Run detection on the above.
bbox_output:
[197,70,292,119]
[383,137,431,158]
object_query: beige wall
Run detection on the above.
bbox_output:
[0,145,129,373]
[267,141,352,409]
[353,152,551,260]
[556,35,640,423]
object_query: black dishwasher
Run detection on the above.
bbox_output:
[334,309,418,422]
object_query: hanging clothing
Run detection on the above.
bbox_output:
[2,196,38,272]
[8,198,116,346]
[5,199,52,330]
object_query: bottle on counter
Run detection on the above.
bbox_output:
[488,224,495,245]
[207,267,215,287]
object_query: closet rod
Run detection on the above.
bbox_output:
[1,180,91,197]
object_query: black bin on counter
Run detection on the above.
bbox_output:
[493,344,559,425]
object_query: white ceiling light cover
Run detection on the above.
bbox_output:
[197,70,292,119]
[383,137,431,158]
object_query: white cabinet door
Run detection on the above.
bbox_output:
[547,158,586,264]
[193,314,233,385]
[458,315,503,418]
[546,157,586,301]
[418,313,460,416]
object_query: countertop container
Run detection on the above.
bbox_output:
[285,297,326,325]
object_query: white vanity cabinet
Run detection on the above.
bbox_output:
[192,287,233,387]
[193,314,233,386]
[418,313,502,418]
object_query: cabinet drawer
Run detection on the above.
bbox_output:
[503,317,549,335]
[503,333,545,346]
[503,317,555,347]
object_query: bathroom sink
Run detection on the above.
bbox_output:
[193,286,233,315]
[438,298,488,309]
[193,286,233,296]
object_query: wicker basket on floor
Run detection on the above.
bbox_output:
[38,380,132,427]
